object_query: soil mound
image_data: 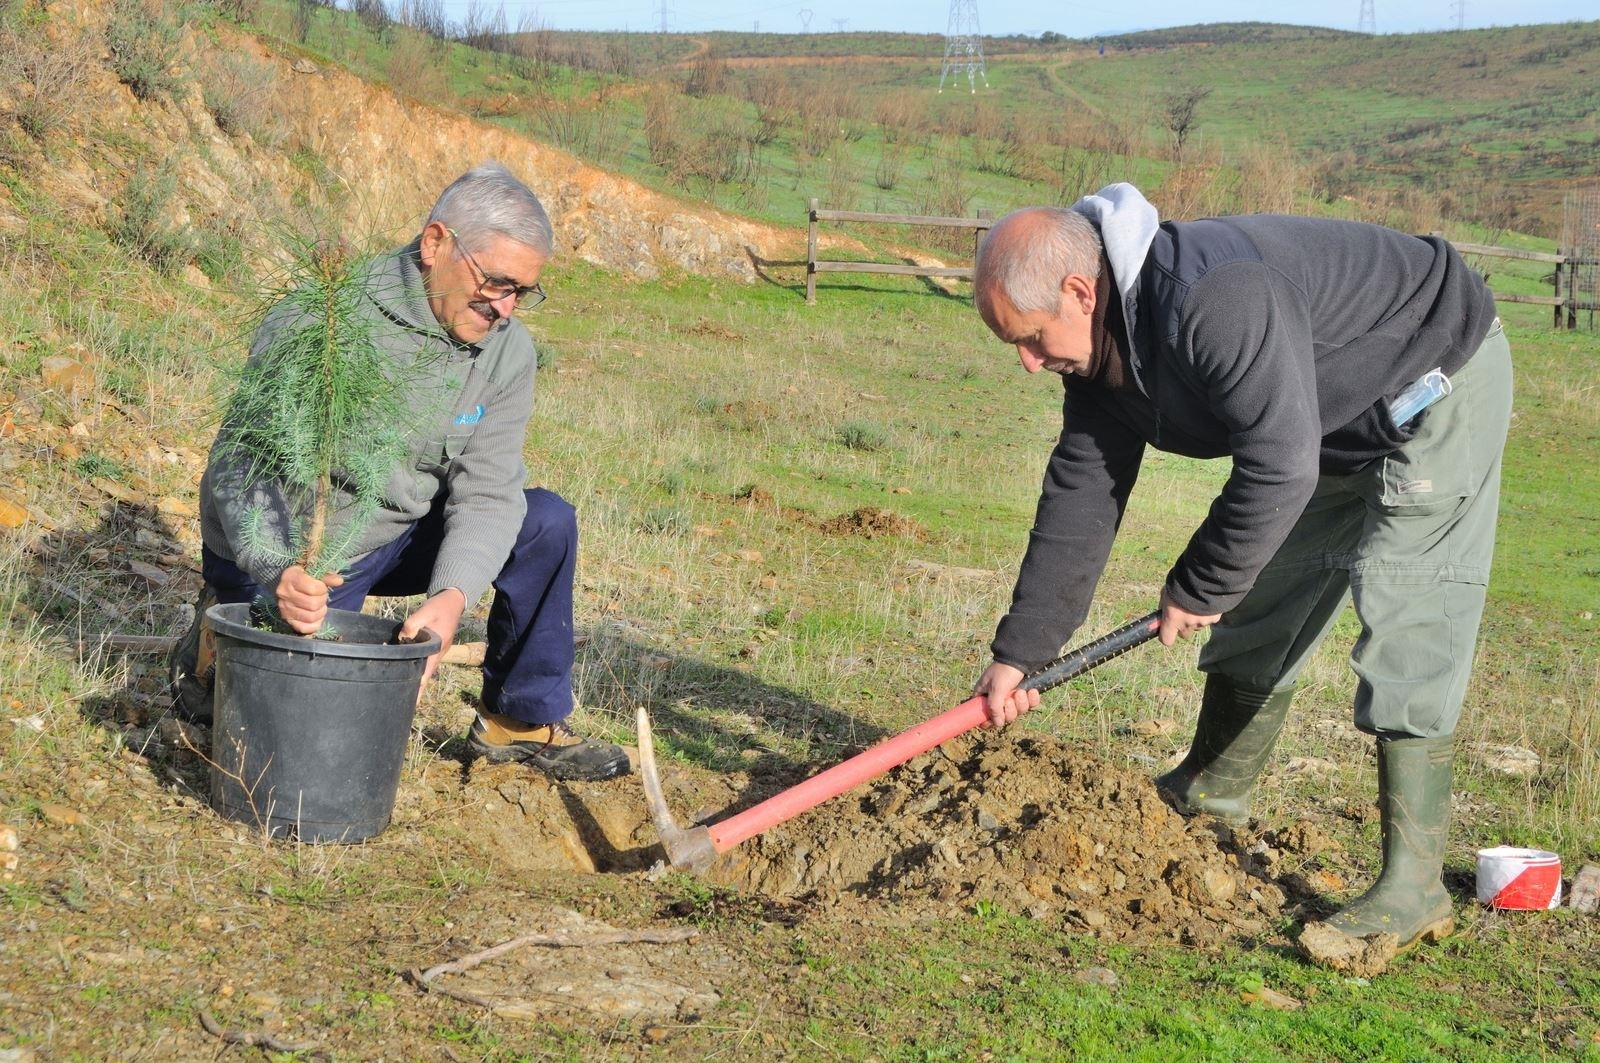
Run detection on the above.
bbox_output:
[453,729,1309,949]
[817,506,927,540]
[705,731,1290,947]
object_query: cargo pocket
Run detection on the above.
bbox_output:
[1370,388,1475,515]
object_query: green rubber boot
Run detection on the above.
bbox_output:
[1317,735,1456,949]
[1154,674,1293,824]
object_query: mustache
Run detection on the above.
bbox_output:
[468,300,509,333]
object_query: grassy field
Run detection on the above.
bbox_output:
[250,5,1600,241]
[3,239,1598,1056]
[1,0,1598,1056]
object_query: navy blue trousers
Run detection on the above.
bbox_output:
[202,487,578,725]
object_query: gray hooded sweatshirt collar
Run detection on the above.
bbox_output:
[1070,183,1160,393]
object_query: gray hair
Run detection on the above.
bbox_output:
[427,161,554,256]
[975,207,1102,314]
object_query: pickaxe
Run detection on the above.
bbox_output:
[637,610,1161,871]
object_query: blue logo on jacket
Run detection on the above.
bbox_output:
[453,404,485,426]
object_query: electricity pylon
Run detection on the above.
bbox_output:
[938,0,987,94]
[1358,0,1376,33]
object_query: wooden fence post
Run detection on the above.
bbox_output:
[1554,257,1565,330]
[806,198,819,306]
[974,208,992,272]
[1565,255,1579,330]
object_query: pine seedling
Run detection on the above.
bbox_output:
[214,234,437,634]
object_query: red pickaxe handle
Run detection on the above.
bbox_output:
[704,610,1161,853]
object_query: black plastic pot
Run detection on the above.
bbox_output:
[205,603,440,843]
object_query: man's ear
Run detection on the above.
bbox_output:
[418,221,449,269]
[1061,273,1096,316]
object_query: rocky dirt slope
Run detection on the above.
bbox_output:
[0,0,804,281]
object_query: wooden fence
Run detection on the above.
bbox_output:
[1448,241,1593,330]
[805,199,992,305]
[803,205,1595,329]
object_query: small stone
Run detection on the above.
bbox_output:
[91,478,144,504]
[129,560,169,586]
[1475,744,1541,776]
[1568,864,1600,914]
[39,803,84,827]
[1074,965,1118,988]
[0,497,26,528]
[643,1025,670,1043]
[40,355,94,393]
[1201,867,1237,903]
[1242,985,1302,1010]
[1122,718,1175,737]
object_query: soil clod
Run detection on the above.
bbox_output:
[1297,921,1401,976]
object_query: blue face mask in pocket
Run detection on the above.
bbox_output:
[1387,368,1452,427]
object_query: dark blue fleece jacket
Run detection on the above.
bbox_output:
[991,185,1498,672]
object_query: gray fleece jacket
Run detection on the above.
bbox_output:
[991,184,1498,672]
[200,239,535,607]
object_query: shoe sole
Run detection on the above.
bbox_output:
[1397,914,1456,952]
[1317,909,1456,953]
[466,734,631,781]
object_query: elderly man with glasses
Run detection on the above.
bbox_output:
[170,161,630,782]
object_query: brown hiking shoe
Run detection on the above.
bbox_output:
[167,586,218,725]
[467,711,631,781]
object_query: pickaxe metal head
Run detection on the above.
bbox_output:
[636,706,720,872]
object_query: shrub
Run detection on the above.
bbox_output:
[638,506,689,535]
[529,97,615,159]
[683,49,729,98]
[3,31,95,142]
[200,50,278,140]
[106,0,185,101]
[193,213,249,286]
[386,29,450,102]
[874,143,905,191]
[644,89,683,169]
[107,161,193,273]
[837,420,888,452]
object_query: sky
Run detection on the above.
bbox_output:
[442,0,1599,37]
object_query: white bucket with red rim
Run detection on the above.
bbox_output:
[1475,846,1562,910]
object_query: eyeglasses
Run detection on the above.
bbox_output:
[447,228,547,311]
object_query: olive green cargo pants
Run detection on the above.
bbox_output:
[1198,321,1513,738]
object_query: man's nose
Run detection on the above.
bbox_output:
[1017,346,1045,373]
